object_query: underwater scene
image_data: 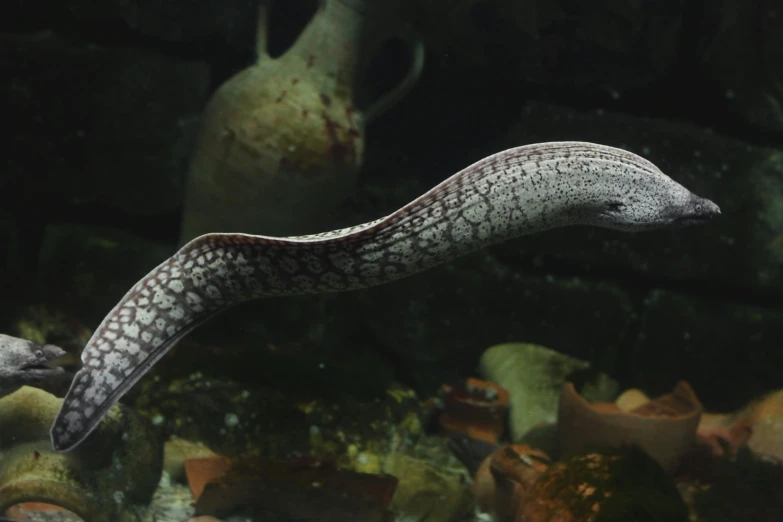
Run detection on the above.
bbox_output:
[1,0,783,520]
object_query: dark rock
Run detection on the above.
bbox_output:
[678,447,783,522]
[5,0,257,49]
[698,0,783,131]
[36,224,173,323]
[135,376,311,457]
[1,31,209,216]
[115,0,256,47]
[8,304,94,358]
[0,218,21,324]
[357,252,635,392]
[149,289,396,402]
[408,0,685,93]
[630,289,783,410]
[134,374,421,460]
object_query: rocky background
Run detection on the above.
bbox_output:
[1,0,782,413]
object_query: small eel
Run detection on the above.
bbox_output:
[50,141,720,451]
[0,334,68,399]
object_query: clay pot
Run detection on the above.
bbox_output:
[439,377,510,444]
[557,381,703,472]
[180,0,424,240]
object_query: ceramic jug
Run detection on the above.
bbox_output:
[180,0,424,241]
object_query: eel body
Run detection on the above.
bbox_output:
[50,141,720,451]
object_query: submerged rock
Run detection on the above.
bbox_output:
[678,446,783,522]
[6,0,257,50]
[408,0,685,93]
[528,445,689,522]
[0,386,163,522]
[631,290,783,410]
[1,31,209,217]
[134,374,421,467]
[698,0,783,131]
[362,255,634,393]
[36,224,173,325]
[385,450,474,522]
[467,442,688,521]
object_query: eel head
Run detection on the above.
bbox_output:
[575,149,721,232]
[0,334,69,398]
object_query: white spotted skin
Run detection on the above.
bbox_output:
[50,141,720,451]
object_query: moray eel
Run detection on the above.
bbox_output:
[50,141,720,451]
[0,334,68,399]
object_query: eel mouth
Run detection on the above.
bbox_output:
[20,360,60,371]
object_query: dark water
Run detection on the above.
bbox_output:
[1,0,782,520]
